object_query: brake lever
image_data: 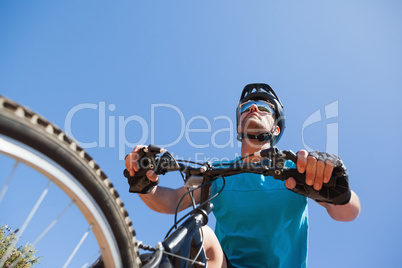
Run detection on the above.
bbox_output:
[256,147,336,188]
[123,145,166,177]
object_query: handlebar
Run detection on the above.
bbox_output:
[124,145,351,205]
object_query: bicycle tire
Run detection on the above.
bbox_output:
[0,96,141,268]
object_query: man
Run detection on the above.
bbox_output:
[125,83,361,267]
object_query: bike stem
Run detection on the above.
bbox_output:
[199,175,214,214]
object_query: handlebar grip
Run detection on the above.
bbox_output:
[123,168,158,194]
[123,146,181,194]
[281,151,352,205]
[123,148,159,194]
[123,168,147,180]
[285,169,351,205]
[282,168,336,188]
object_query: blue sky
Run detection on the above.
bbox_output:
[1,0,401,267]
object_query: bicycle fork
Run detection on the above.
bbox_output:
[162,208,210,268]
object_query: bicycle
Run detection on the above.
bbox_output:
[0,96,141,267]
[0,95,350,268]
[123,143,350,267]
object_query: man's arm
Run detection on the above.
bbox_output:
[318,190,361,221]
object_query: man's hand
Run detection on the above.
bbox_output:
[125,145,159,184]
[285,149,334,191]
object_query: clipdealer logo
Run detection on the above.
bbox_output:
[64,102,235,160]
[64,101,340,160]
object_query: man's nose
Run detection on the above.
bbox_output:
[249,104,259,112]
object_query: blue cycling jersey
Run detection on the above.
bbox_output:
[211,160,308,268]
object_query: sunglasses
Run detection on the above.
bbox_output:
[239,100,275,115]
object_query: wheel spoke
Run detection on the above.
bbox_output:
[8,200,75,268]
[81,248,103,268]
[0,160,19,205]
[63,225,94,268]
[0,180,52,267]
[32,200,74,246]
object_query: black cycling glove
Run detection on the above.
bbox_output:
[123,169,159,194]
[288,151,351,205]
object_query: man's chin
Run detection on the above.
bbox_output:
[239,123,266,133]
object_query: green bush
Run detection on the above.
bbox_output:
[0,226,41,267]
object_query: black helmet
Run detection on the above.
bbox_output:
[236,83,285,145]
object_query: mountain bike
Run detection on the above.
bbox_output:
[0,96,350,267]
[123,143,350,267]
[0,96,141,267]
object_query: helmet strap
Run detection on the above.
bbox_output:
[237,132,273,142]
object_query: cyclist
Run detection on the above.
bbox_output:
[125,83,361,268]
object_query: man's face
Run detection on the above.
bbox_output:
[237,100,278,136]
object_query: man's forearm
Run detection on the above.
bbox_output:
[322,191,361,222]
[139,186,193,214]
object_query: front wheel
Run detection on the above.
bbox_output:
[0,96,141,267]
